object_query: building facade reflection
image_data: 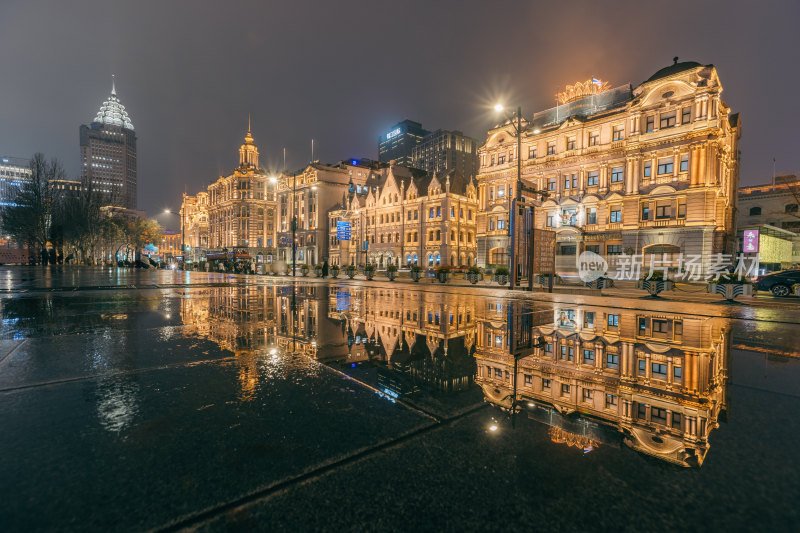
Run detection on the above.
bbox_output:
[476,301,730,467]
[178,284,729,466]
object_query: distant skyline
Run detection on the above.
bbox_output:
[1,0,799,228]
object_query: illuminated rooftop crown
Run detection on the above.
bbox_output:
[93,75,134,130]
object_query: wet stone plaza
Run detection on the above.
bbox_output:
[1,266,799,531]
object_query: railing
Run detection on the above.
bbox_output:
[607,222,622,231]
[643,218,686,227]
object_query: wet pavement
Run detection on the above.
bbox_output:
[0,266,799,532]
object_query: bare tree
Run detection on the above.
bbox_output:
[1,153,63,263]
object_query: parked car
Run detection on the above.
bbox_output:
[754,269,800,297]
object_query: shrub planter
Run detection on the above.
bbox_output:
[465,267,481,284]
[436,272,449,283]
[345,266,357,279]
[585,277,615,290]
[330,267,340,279]
[494,274,509,285]
[385,270,397,281]
[363,266,375,280]
[494,267,510,286]
[300,265,309,277]
[410,268,422,282]
[314,266,323,277]
[638,279,674,296]
[708,282,752,301]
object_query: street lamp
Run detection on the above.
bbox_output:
[493,104,549,291]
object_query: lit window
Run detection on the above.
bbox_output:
[611,167,623,182]
[587,171,599,186]
[644,161,651,177]
[657,158,674,175]
[606,352,619,369]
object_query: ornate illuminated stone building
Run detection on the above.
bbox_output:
[275,161,377,266]
[202,126,277,262]
[328,163,478,267]
[180,191,209,262]
[476,60,741,274]
[476,300,729,466]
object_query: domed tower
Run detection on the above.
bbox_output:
[238,117,259,170]
[80,75,138,210]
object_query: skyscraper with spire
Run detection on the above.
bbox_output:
[80,75,138,209]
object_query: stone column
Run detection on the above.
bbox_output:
[673,148,680,182]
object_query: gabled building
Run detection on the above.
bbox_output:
[328,162,478,268]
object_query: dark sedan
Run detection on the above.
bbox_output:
[754,269,800,297]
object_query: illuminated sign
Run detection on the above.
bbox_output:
[386,128,401,140]
[336,221,351,241]
[743,229,759,253]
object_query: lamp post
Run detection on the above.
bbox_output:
[493,104,550,291]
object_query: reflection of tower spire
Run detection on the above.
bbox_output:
[111,74,116,95]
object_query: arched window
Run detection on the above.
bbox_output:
[413,254,418,265]
[406,254,412,264]
[435,253,441,265]
[749,206,761,216]
[428,254,434,266]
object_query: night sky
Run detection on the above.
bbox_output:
[1,0,798,229]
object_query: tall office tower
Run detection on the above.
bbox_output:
[80,76,137,209]
[412,129,479,180]
[378,119,429,166]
